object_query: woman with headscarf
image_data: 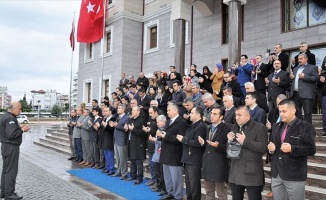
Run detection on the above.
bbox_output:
[210,63,224,101]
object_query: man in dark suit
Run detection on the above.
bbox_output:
[177,107,207,200]
[252,55,269,96]
[88,107,102,168]
[157,104,187,200]
[245,92,266,125]
[136,72,149,91]
[289,53,319,123]
[227,106,268,200]
[267,99,316,200]
[266,60,291,110]
[125,106,147,184]
[245,82,269,113]
[267,43,289,72]
[291,42,316,71]
[220,71,242,98]
[119,73,129,87]
[100,107,116,175]
[222,95,236,126]
[111,105,129,179]
[199,106,230,200]
[168,66,182,83]
[222,86,241,107]
[137,88,151,121]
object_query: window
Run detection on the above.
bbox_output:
[103,79,110,97]
[108,0,113,4]
[108,0,114,8]
[84,43,94,63]
[83,80,92,104]
[221,59,229,71]
[101,26,113,56]
[282,0,326,32]
[150,27,157,49]
[99,76,111,100]
[222,3,244,44]
[144,20,159,54]
[170,20,189,48]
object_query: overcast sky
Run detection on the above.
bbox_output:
[0,0,81,102]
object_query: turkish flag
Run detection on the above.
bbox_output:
[69,20,75,51]
[77,0,105,43]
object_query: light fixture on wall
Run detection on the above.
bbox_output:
[265,49,271,58]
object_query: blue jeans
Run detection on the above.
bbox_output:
[74,138,83,161]
[104,150,115,172]
[148,152,156,180]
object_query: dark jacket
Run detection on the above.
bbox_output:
[67,115,77,135]
[127,116,147,160]
[147,118,158,153]
[267,70,291,101]
[89,116,102,143]
[0,112,23,145]
[136,77,149,90]
[270,118,316,181]
[159,116,187,166]
[254,91,269,113]
[249,105,266,125]
[253,62,269,90]
[99,116,116,150]
[292,49,316,71]
[202,123,230,182]
[219,80,242,98]
[224,106,236,126]
[180,120,207,165]
[317,72,326,96]
[228,119,268,186]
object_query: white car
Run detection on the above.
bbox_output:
[17,115,29,124]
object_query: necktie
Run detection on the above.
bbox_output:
[169,120,173,126]
[225,109,229,116]
[281,125,288,143]
[209,126,217,140]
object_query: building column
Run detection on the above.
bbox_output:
[171,0,191,76]
[174,19,186,76]
[223,0,246,67]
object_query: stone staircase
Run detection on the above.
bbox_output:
[34,115,326,199]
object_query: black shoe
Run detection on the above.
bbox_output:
[158,191,168,196]
[160,194,173,200]
[98,165,105,169]
[107,171,115,175]
[101,170,109,174]
[145,180,155,186]
[5,193,23,200]
[119,175,127,180]
[111,173,121,177]
[68,156,76,160]
[125,177,134,181]
[133,179,143,184]
[151,188,160,192]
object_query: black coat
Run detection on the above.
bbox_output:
[220,80,242,98]
[156,93,169,115]
[270,118,316,181]
[99,116,116,150]
[199,80,213,94]
[89,116,102,143]
[127,116,147,160]
[292,49,316,71]
[224,106,236,126]
[202,123,230,182]
[136,77,149,90]
[254,91,269,113]
[138,95,151,121]
[180,120,207,166]
[253,63,269,90]
[147,118,158,153]
[267,70,291,101]
[159,116,187,166]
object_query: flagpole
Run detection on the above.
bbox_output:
[100,0,107,102]
[69,12,75,113]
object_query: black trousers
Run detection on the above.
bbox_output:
[230,183,262,200]
[130,159,143,181]
[1,144,20,196]
[291,91,313,124]
[154,162,166,191]
[185,164,201,200]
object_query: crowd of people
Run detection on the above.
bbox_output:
[66,42,322,200]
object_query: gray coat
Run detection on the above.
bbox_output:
[228,119,268,186]
[113,114,129,146]
[73,115,85,138]
[81,116,91,141]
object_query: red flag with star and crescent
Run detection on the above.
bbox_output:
[69,20,75,51]
[77,0,105,43]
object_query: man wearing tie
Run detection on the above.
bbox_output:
[289,53,319,123]
[119,73,129,87]
[252,55,269,96]
[265,60,291,110]
[267,99,316,200]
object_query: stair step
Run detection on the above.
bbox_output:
[45,134,70,143]
[47,128,68,134]
[33,140,70,155]
[312,114,322,120]
[39,138,70,150]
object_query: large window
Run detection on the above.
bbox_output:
[83,80,92,104]
[222,3,244,44]
[144,20,159,54]
[101,26,113,56]
[84,43,94,63]
[282,0,326,32]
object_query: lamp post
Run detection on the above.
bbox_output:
[37,100,40,125]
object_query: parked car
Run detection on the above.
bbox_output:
[17,115,29,124]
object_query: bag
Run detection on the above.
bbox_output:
[227,141,242,159]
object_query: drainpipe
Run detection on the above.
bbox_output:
[190,5,194,65]
[140,0,145,72]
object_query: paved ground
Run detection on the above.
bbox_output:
[0,123,125,200]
